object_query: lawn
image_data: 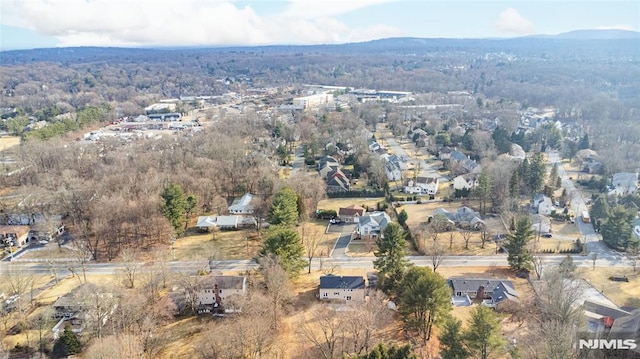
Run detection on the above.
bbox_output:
[577,267,640,308]
[0,136,20,151]
[172,229,263,261]
[316,197,386,213]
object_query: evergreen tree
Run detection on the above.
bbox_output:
[52,326,82,358]
[439,316,470,359]
[492,126,512,155]
[578,134,590,150]
[509,170,520,198]
[259,225,306,276]
[373,222,409,295]
[601,206,635,250]
[528,152,546,194]
[504,217,534,273]
[464,305,506,359]
[268,186,298,226]
[590,194,610,223]
[398,266,452,344]
[397,209,408,227]
[476,171,492,214]
[549,163,558,188]
[160,183,188,235]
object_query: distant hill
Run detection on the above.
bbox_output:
[529,29,640,40]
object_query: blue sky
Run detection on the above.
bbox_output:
[1,0,638,50]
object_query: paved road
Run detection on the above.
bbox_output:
[548,151,621,263]
[3,252,634,278]
[291,145,306,173]
[384,136,445,180]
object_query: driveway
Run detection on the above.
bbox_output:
[328,223,357,258]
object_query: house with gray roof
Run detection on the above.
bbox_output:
[609,308,640,356]
[192,275,247,315]
[319,275,366,302]
[449,278,519,311]
[356,212,391,240]
[432,206,484,230]
[228,193,256,214]
[610,172,639,196]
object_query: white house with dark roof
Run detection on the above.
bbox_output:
[356,212,391,240]
[228,193,256,214]
[452,174,478,191]
[532,193,554,215]
[404,176,439,195]
[319,275,366,301]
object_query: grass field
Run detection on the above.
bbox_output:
[172,229,263,261]
[0,136,20,151]
[577,267,640,308]
[317,197,386,213]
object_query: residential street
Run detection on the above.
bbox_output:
[383,135,445,180]
[2,252,634,278]
[548,151,623,263]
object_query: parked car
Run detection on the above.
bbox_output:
[541,233,553,238]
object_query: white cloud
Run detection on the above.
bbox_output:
[595,24,637,31]
[493,8,534,35]
[0,0,401,47]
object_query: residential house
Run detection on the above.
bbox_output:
[338,205,366,223]
[532,193,554,215]
[438,146,454,160]
[452,174,478,191]
[608,308,640,356]
[326,169,351,192]
[196,215,256,230]
[530,214,551,234]
[51,283,116,339]
[403,177,439,195]
[228,193,256,214]
[582,300,631,337]
[510,143,526,160]
[319,275,366,302]
[385,160,402,181]
[0,225,30,248]
[356,212,391,240]
[318,155,340,171]
[449,150,481,175]
[610,172,639,196]
[432,207,484,230]
[192,275,247,314]
[448,278,519,311]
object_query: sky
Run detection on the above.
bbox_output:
[0,0,638,50]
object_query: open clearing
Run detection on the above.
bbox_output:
[0,136,20,151]
[577,267,640,308]
[172,229,263,261]
[317,197,386,213]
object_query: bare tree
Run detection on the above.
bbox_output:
[84,334,145,359]
[341,290,391,355]
[591,252,597,270]
[302,225,320,274]
[79,283,119,339]
[532,254,544,280]
[480,228,491,249]
[119,248,140,289]
[429,240,447,273]
[300,304,345,359]
[460,228,473,250]
[258,255,294,330]
[68,238,92,284]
